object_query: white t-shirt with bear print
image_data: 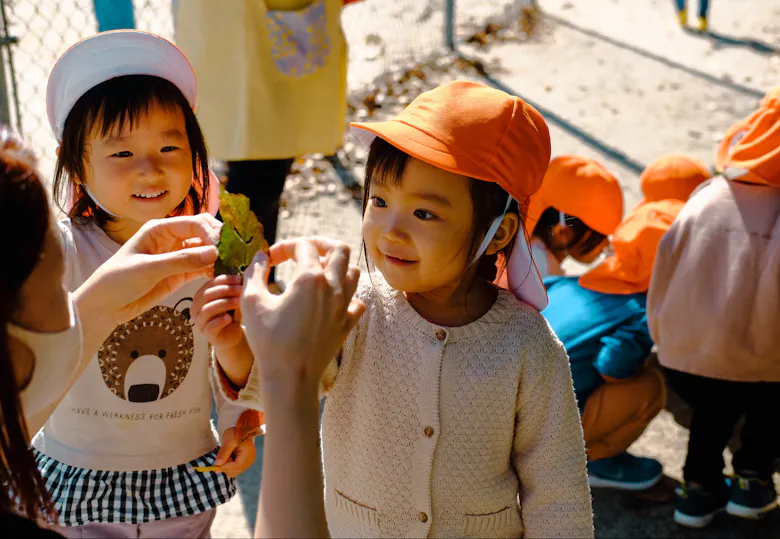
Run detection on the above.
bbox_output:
[32,219,243,472]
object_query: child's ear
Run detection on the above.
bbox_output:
[55,146,60,158]
[486,213,520,255]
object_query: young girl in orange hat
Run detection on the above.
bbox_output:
[524,155,624,278]
[649,88,780,528]
[543,201,683,491]
[197,81,594,538]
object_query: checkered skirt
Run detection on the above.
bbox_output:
[33,448,236,526]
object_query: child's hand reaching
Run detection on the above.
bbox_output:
[193,274,254,387]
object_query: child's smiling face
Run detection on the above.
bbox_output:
[363,157,476,293]
[80,100,193,242]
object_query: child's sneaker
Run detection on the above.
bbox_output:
[698,17,708,32]
[674,481,729,528]
[587,453,664,491]
[726,473,779,519]
[678,8,688,26]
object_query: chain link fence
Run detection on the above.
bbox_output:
[0,0,532,182]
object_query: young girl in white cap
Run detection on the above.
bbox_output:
[199,81,594,538]
[33,31,259,538]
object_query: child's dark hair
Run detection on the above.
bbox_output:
[362,137,520,282]
[52,75,209,227]
[533,207,607,256]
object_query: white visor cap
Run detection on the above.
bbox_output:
[47,30,197,142]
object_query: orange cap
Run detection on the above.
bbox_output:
[716,87,780,186]
[526,155,624,236]
[350,81,552,310]
[640,154,710,203]
[578,199,684,295]
[350,81,551,213]
[715,117,750,173]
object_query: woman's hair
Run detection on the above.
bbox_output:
[52,75,210,228]
[362,137,519,282]
[0,128,55,521]
[533,207,607,256]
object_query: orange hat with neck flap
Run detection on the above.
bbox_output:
[716,87,780,186]
[578,199,684,295]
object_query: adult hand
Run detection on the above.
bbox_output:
[240,236,365,394]
[77,214,221,327]
[243,236,364,539]
[27,215,223,435]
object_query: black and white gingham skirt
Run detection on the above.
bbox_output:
[34,448,236,526]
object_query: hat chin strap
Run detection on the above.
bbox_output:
[83,183,122,219]
[470,195,513,266]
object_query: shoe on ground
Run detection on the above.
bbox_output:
[698,16,708,32]
[587,453,664,491]
[673,480,729,528]
[678,8,688,26]
[726,472,779,519]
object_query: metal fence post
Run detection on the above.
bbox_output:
[0,48,10,127]
[0,0,20,132]
[445,0,455,50]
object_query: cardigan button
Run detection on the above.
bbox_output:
[419,512,428,523]
[424,426,434,437]
[435,329,447,342]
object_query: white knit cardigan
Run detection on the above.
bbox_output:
[227,275,593,538]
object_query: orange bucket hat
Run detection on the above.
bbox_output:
[640,154,710,203]
[578,199,684,295]
[526,155,624,237]
[715,87,780,186]
[350,81,552,310]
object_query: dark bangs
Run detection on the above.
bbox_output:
[361,136,409,213]
[362,137,519,282]
[53,75,210,227]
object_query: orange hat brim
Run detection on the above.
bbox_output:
[578,255,648,295]
[351,120,525,204]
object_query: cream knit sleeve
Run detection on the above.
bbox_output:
[211,349,340,411]
[511,321,594,539]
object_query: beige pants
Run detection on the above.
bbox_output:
[581,366,667,461]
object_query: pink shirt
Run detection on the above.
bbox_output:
[648,176,780,382]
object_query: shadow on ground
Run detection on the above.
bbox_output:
[593,479,780,539]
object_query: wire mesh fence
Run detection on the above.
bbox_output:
[0,0,532,182]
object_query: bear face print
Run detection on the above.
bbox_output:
[98,299,195,403]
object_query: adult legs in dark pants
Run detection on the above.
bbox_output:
[225,158,294,283]
[664,368,779,527]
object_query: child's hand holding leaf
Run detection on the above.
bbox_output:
[192,274,245,349]
[197,188,267,389]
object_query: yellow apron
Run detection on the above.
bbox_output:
[174,0,347,161]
